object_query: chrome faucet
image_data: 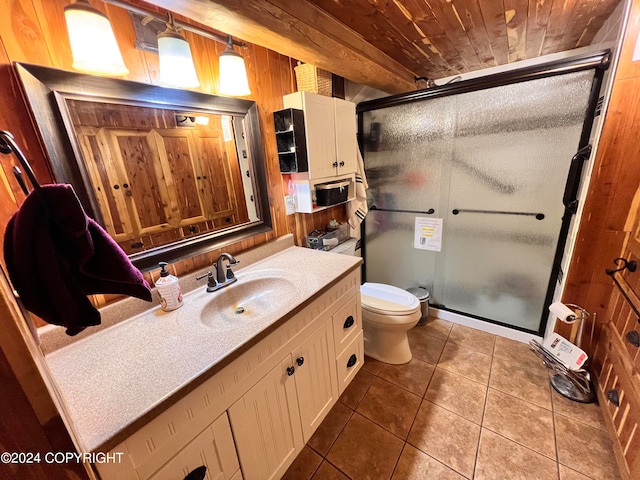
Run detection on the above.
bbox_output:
[196,253,240,292]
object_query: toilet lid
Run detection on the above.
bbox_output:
[360,283,420,315]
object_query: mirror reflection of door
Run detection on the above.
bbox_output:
[67,99,251,254]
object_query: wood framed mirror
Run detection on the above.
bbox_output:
[14,62,272,271]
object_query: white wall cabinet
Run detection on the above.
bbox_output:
[95,269,362,480]
[282,92,358,213]
[282,91,357,180]
[333,97,358,176]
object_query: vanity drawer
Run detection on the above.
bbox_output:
[336,330,364,395]
[597,326,640,479]
[332,293,361,357]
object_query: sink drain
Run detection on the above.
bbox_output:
[234,306,246,314]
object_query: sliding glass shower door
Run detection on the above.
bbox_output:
[361,66,600,334]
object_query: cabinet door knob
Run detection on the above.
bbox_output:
[343,315,354,329]
[347,354,357,368]
[184,466,207,480]
[332,161,338,168]
[296,356,304,366]
[626,330,640,347]
[286,366,295,376]
[607,389,620,407]
[339,161,345,167]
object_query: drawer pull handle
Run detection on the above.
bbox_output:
[286,366,295,376]
[296,356,304,366]
[626,330,640,347]
[607,389,620,407]
[343,316,355,329]
[184,466,207,480]
[347,354,357,368]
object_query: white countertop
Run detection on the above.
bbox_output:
[44,246,361,452]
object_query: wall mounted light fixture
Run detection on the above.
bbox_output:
[219,36,251,97]
[157,15,199,88]
[64,0,129,76]
[64,0,251,95]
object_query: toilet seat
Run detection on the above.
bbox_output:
[360,283,420,316]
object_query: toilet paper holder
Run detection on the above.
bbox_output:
[556,303,590,349]
[534,302,595,403]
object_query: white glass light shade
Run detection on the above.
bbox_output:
[64,0,128,76]
[158,31,200,88]
[219,46,251,96]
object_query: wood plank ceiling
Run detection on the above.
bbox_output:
[306,0,622,81]
[145,0,622,94]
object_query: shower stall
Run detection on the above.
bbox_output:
[357,51,609,335]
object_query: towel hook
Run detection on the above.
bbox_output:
[0,130,41,195]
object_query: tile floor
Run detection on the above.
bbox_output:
[282,319,621,480]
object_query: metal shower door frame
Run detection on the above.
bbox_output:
[357,50,610,336]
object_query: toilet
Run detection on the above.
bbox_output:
[331,239,422,364]
[360,283,421,364]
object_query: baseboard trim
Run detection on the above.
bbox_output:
[431,307,543,344]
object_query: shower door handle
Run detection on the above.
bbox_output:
[451,208,545,220]
[563,144,592,214]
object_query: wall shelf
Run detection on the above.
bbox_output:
[273,108,308,173]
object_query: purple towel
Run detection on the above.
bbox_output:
[4,184,152,336]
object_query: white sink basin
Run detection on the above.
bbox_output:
[198,270,296,331]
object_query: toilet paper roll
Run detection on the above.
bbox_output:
[323,237,339,247]
[549,301,576,323]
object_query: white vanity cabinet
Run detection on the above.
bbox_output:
[229,320,338,480]
[147,414,241,480]
[94,267,362,480]
[228,355,303,480]
[282,91,357,180]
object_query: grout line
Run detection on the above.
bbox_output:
[487,384,553,411]
[553,409,561,480]
[307,451,323,480]
[472,345,496,479]
[389,442,409,479]
[483,428,559,465]
[323,456,355,480]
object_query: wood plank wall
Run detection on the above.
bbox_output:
[0,0,347,321]
[562,0,640,360]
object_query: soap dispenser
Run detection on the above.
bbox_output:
[156,262,183,311]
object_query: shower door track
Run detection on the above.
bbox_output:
[358,50,610,336]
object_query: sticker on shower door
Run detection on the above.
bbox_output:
[414,217,442,251]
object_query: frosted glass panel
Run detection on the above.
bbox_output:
[361,96,455,213]
[364,210,437,292]
[362,70,595,333]
[441,71,593,331]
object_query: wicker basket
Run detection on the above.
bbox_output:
[294,63,332,96]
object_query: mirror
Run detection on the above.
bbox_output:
[14,62,272,271]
